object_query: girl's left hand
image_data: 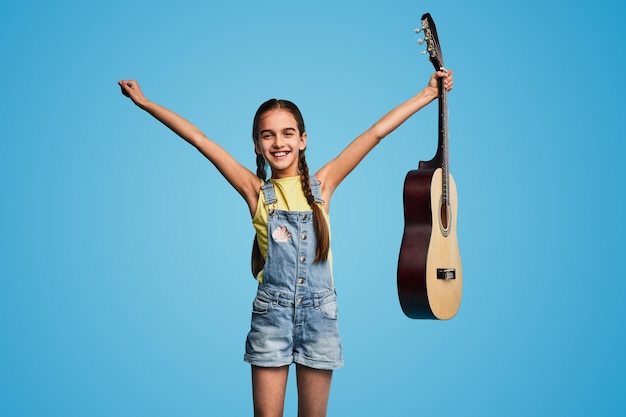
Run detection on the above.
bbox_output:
[428,70,454,93]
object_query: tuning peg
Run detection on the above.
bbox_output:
[416,38,425,45]
[420,50,429,55]
[414,28,422,33]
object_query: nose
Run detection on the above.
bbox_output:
[273,134,284,148]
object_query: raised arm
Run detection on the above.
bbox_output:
[118,80,261,215]
[315,71,453,204]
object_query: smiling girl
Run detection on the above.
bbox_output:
[118,69,453,417]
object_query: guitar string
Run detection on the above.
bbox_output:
[426,18,451,219]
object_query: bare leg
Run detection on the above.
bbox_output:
[251,365,290,417]
[295,364,333,417]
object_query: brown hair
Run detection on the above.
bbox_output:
[251,99,330,277]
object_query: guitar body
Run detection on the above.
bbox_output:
[397,12,462,319]
[397,167,462,319]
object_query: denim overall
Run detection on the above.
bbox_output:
[244,179,344,370]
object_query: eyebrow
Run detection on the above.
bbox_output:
[260,127,297,135]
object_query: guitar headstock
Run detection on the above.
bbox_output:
[416,13,445,71]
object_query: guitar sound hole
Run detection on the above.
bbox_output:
[439,198,450,237]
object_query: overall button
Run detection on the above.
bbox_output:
[298,278,305,285]
[299,256,306,263]
[297,297,303,304]
[301,234,307,240]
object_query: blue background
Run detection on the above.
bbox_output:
[1,0,624,415]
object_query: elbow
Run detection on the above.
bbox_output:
[370,124,388,143]
[186,132,208,149]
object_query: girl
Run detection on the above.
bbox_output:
[118,70,453,417]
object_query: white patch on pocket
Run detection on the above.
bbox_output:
[272,226,291,242]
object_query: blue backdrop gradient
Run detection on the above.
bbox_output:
[1,0,624,415]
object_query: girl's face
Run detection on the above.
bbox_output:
[255,109,307,178]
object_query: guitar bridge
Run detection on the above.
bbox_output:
[437,268,456,280]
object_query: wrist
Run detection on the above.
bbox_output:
[424,86,438,102]
[135,97,151,110]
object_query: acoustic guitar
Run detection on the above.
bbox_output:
[397,13,462,320]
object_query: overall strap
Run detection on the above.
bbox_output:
[261,180,277,205]
[310,177,324,204]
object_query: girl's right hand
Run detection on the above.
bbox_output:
[118,80,147,107]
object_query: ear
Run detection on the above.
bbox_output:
[299,132,307,150]
[254,140,261,155]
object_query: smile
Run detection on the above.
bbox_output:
[272,151,290,158]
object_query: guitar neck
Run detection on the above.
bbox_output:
[439,75,449,206]
[417,11,451,207]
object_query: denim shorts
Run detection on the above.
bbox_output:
[244,285,344,370]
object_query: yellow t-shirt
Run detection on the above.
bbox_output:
[252,176,332,282]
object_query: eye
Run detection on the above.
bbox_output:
[284,128,298,137]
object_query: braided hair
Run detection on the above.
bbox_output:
[251,99,330,277]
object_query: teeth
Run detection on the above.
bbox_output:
[273,152,288,157]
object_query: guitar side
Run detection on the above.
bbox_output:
[397,168,462,319]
